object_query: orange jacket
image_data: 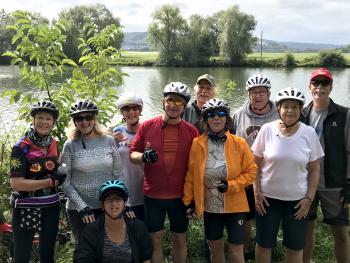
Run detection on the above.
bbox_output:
[183,131,257,216]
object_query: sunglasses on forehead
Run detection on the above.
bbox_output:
[310,79,331,87]
[73,115,94,122]
[206,111,227,119]
[165,97,185,106]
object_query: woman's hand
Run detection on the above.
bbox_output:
[294,197,312,220]
[113,131,128,143]
[254,191,269,215]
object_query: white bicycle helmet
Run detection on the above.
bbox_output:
[246,73,271,90]
[201,98,230,117]
[163,82,191,103]
[117,93,143,109]
[275,87,306,106]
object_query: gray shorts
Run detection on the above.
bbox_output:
[308,190,349,225]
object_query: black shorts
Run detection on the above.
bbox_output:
[204,211,245,244]
[144,196,188,233]
[255,197,307,250]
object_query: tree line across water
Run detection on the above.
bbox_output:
[0,3,349,67]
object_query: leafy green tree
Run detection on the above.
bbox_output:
[178,15,218,66]
[318,50,346,67]
[217,6,257,65]
[2,11,125,147]
[58,4,123,62]
[147,4,187,65]
[0,9,48,65]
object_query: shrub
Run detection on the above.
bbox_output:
[318,50,346,67]
[284,53,296,67]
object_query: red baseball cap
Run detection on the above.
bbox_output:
[310,68,333,82]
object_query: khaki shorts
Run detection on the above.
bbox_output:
[308,190,349,225]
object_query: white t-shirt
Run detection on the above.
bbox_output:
[251,121,324,200]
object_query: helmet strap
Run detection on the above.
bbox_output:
[251,101,270,113]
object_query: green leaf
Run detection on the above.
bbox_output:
[2,51,18,58]
[62,59,78,67]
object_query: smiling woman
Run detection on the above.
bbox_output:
[60,99,124,242]
[9,100,63,263]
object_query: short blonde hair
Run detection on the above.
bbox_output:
[66,120,109,141]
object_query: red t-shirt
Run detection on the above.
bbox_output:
[130,117,199,199]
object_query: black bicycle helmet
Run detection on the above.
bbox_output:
[201,98,230,118]
[30,100,59,119]
[70,100,99,117]
[99,180,129,202]
[163,82,191,103]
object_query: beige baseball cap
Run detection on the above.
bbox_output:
[196,74,216,87]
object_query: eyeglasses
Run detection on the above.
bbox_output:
[122,105,140,112]
[165,98,185,106]
[73,115,94,122]
[310,79,331,87]
[250,90,267,97]
[206,111,227,119]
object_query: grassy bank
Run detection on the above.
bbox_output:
[119,51,350,67]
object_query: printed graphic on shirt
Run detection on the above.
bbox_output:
[30,163,41,173]
[10,157,21,170]
[44,160,56,171]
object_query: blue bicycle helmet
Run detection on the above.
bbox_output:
[99,180,129,202]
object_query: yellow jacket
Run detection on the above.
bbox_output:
[183,131,257,216]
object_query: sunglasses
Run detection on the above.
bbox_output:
[122,105,140,112]
[310,79,331,87]
[73,115,94,122]
[206,111,227,119]
[165,98,185,106]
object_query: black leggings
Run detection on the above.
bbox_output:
[12,204,60,263]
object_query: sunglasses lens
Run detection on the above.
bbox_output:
[206,111,227,119]
[311,80,330,87]
[74,115,94,122]
[166,98,184,106]
[217,111,226,117]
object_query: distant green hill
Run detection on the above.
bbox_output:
[122,32,346,52]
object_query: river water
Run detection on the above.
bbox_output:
[1,66,350,130]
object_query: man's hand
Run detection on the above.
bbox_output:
[79,207,95,224]
[142,142,158,163]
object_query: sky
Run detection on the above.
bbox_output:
[1,0,349,45]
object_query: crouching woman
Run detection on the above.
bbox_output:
[74,180,153,263]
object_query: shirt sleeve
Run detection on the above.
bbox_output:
[10,145,27,178]
[251,124,267,158]
[309,129,325,162]
[62,141,88,211]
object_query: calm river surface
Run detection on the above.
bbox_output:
[1,66,350,129]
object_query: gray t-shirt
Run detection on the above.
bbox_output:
[62,135,123,211]
[114,125,144,206]
[204,139,227,213]
[309,109,340,191]
[103,229,132,263]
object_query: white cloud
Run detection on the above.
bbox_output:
[1,0,349,44]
